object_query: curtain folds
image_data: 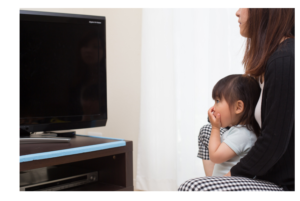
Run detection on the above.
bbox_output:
[137,8,244,191]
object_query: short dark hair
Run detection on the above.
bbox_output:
[212,74,261,137]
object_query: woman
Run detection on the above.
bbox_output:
[179,8,294,191]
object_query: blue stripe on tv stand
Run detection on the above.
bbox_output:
[20,135,126,163]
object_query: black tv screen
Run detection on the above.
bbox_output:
[20,10,107,133]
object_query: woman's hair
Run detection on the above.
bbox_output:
[243,8,294,78]
[212,74,261,137]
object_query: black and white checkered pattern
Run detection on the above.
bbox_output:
[178,176,283,191]
[197,124,228,160]
[190,124,283,191]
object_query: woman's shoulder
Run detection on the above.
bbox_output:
[267,38,295,65]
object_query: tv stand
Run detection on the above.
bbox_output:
[20,136,133,191]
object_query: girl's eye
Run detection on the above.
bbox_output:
[216,100,219,103]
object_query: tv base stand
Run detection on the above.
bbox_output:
[20,136,133,191]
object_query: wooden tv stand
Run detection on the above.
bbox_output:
[20,136,133,191]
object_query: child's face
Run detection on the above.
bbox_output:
[212,98,234,128]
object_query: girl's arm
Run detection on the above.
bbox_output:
[202,159,215,176]
[208,107,237,164]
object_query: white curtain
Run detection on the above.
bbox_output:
[136,8,245,191]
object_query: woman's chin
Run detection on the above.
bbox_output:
[240,30,249,38]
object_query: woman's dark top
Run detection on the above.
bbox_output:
[230,38,295,191]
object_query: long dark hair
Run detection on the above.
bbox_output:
[243,8,294,78]
[212,74,261,137]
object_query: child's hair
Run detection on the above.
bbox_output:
[212,74,261,137]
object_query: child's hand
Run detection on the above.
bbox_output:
[208,106,221,129]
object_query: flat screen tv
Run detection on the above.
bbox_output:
[20,10,107,137]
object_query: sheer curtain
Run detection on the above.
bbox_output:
[136,8,245,191]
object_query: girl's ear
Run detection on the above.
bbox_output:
[235,100,244,114]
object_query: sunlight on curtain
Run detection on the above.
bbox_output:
[136,8,245,191]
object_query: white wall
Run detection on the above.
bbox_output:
[22,8,142,188]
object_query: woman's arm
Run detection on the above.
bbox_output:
[230,56,294,177]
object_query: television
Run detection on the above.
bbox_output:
[20,10,107,139]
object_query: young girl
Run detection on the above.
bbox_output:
[206,74,261,176]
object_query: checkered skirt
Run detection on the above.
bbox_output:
[178,176,283,191]
[179,123,283,191]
